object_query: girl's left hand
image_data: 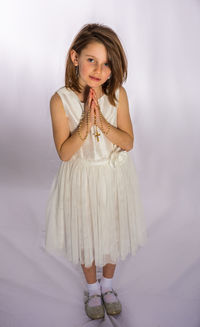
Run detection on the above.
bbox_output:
[91,89,101,127]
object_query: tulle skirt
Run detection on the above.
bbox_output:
[45,151,147,267]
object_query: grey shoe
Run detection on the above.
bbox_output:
[102,289,122,315]
[84,291,105,320]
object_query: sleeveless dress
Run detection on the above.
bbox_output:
[45,86,147,268]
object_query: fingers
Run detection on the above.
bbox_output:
[90,89,99,109]
[89,89,96,111]
[91,99,95,111]
[88,88,93,108]
[86,88,99,115]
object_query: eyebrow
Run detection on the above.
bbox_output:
[85,54,97,58]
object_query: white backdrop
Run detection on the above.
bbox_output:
[1,0,200,326]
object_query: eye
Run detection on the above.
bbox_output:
[88,58,94,63]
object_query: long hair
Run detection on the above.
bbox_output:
[65,23,128,106]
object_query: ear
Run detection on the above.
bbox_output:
[70,49,79,66]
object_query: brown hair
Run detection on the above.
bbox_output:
[65,23,128,106]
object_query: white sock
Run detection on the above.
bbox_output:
[100,276,113,293]
[100,277,118,304]
[87,280,101,296]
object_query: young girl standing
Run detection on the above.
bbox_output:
[45,23,147,320]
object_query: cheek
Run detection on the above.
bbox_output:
[79,63,90,75]
[104,68,111,78]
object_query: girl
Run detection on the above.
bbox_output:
[45,23,147,320]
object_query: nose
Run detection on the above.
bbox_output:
[94,63,101,74]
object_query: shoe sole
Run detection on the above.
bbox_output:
[85,310,105,320]
[107,309,121,315]
[90,314,105,320]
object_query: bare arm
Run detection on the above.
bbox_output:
[50,93,91,161]
[97,86,134,151]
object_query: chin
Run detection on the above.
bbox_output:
[89,80,104,86]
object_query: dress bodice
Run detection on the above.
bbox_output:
[56,87,123,162]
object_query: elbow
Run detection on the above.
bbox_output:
[126,144,133,152]
[60,156,69,162]
[59,154,72,162]
[126,136,134,152]
[58,143,73,162]
[59,150,71,162]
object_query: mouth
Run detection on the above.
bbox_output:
[89,76,101,81]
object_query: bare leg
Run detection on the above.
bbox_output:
[81,260,97,284]
[81,261,116,282]
[103,263,116,278]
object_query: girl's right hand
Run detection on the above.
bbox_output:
[83,88,95,129]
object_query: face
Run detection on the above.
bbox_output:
[71,42,111,91]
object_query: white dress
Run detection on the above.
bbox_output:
[45,86,147,267]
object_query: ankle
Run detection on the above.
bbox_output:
[87,280,101,296]
[100,276,113,293]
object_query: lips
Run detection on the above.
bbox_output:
[89,76,101,81]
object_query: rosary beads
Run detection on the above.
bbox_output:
[93,110,101,142]
[99,109,111,136]
[77,106,110,142]
[77,110,90,141]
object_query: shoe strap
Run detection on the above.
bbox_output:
[85,293,101,304]
[102,289,118,297]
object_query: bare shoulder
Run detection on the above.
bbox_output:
[118,86,128,105]
[49,91,70,159]
[50,92,60,102]
[117,86,134,140]
[50,92,69,120]
[117,86,130,116]
[119,85,127,98]
[50,92,64,112]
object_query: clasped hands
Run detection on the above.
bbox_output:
[85,87,105,129]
